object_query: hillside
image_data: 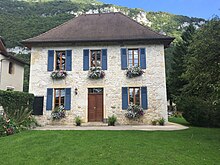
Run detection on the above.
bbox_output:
[0,0,205,48]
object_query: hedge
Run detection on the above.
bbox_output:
[177,96,220,127]
[0,90,34,113]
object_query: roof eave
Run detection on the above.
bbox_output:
[21,37,175,48]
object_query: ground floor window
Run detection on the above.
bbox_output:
[129,87,140,105]
[54,88,65,108]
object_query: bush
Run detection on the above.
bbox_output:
[0,115,19,137]
[0,90,35,137]
[75,116,81,126]
[0,90,34,113]
[151,120,157,125]
[158,118,165,126]
[4,106,32,126]
[177,96,220,127]
[108,115,117,126]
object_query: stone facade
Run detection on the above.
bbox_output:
[30,44,167,125]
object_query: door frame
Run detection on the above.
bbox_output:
[87,87,104,122]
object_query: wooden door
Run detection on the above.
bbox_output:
[88,88,103,122]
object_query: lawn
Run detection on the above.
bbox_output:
[0,118,220,165]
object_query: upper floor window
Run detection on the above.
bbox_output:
[6,86,14,91]
[8,62,14,74]
[129,87,140,105]
[128,49,139,67]
[55,51,66,70]
[91,50,101,67]
[54,88,65,108]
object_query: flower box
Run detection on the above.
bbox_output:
[51,106,65,120]
[126,66,144,78]
[51,70,67,80]
[125,103,144,119]
[88,67,105,79]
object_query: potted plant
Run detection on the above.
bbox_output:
[51,70,67,80]
[158,117,165,126]
[51,105,65,120]
[75,116,81,126]
[126,66,144,78]
[151,120,157,125]
[88,67,105,79]
[125,103,144,120]
[108,115,117,126]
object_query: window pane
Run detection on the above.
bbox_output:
[135,88,140,105]
[96,52,101,67]
[134,59,139,66]
[134,54,138,59]
[91,51,96,67]
[91,50,102,67]
[128,49,139,67]
[55,89,59,107]
[61,53,65,70]
[54,89,65,108]
[133,50,138,55]
[128,50,132,55]
[129,88,134,104]
[56,51,66,70]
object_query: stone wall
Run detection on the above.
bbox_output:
[29,44,167,125]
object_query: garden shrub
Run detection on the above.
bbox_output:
[0,90,35,136]
[177,96,220,127]
[0,90,34,112]
[108,115,117,126]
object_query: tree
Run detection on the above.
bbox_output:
[167,24,195,104]
[178,17,220,127]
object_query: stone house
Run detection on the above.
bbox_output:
[0,37,27,91]
[22,12,174,125]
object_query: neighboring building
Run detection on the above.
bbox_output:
[0,37,27,91]
[22,12,174,125]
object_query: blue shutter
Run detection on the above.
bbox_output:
[122,87,128,110]
[141,87,148,110]
[140,48,146,69]
[66,50,72,71]
[121,48,127,70]
[46,88,53,110]
[47,50,54,71]
[102,49,107,70]
[83,49,89,71]
[65,88,71,110]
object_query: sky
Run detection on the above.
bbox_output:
[100,0,220,19]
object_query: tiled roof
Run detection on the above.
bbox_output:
[22,12,174,46]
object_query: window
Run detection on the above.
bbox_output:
[129,87,140,105]
[88,88,103,94]
[8,62,14,74]
[55,51,66,70]
[91,50,101,67]
[6,86,14,91]
[54,88,65,108]
[128,49,139,67]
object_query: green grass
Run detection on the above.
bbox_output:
[0,120,220,165]
[169,116,190,126]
